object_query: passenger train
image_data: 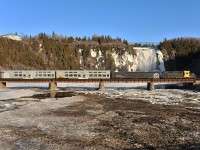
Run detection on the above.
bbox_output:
[0,70,196,79]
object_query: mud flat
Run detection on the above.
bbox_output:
[0,88,200,149]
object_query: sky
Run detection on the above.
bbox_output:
[0,0,200,43]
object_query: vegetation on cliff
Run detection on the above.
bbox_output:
[1,33,200,76]
[0,33,136,70]
[159,38,200,76]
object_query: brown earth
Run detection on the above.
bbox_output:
[0,93,200,150]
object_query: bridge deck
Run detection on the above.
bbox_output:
[0,78,197,83]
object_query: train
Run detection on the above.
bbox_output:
[0,70,196,79]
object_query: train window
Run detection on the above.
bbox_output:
[69,74,73,77]
[98,74,102,77]
[48,74,51,77]
[78,74,81,77]
[94,74,97,77]
[14,74,18,76]
[19,74,22,77]
[103,75,106,77]
[43,74,46,77]
[69,72,73,73]
[23,74,26,77]
[107,74,109,77]
[74,72,77,73]
[36,74,38,77]
[74,74,77,77]
[39,74,42,76]
[65,74,68,77]
[52,74,54,76]
[89,74,93,77]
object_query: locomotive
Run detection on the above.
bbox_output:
[0,70,196,79]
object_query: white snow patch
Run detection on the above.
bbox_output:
[156,50,165,72]
[90,49,97,57]
[2,35,22,41]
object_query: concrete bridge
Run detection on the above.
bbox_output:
[0,78,199,91]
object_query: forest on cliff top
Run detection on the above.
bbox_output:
[1,33,200,76]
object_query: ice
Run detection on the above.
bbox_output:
[0,82,199,149]
[87,47,165,72]
[1,83,200,111]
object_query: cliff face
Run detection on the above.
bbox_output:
[79,47,165,72]
[0,35,165,72]
[159,38,200,77]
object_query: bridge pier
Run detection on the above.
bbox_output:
[99,81,105,91]
[147,82,154,90]
[193,81,200,91]
[48,82,59,90]
[183,82,194,89]
[0,82,7,90]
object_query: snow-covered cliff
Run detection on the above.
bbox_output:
[79,47,165,72]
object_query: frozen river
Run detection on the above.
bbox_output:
[0,83,200,149]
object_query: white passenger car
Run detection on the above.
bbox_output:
[56,70,110,79]
[0,70,56,79]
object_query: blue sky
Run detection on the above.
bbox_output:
[0,0,199,43]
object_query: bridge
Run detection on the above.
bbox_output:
[0,78,199,90]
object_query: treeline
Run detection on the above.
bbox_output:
[159,38,200,75]
[0,32,137,70]
[0,37,44,69]
[3,32,200,74]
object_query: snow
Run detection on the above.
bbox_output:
[109,47,165,72]
[0,83,199,149]
[90,49,97,57]
[2,35,22,41]
[156,50,165,72]
[134,47,157,71]
[0,89,37,100]
[1,83,199,108]
[78,46,165,72]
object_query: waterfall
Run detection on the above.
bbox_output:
[132,47,165,72]
[156,50,165,72]
[130,47,165,72]
[86,47,165,72]
[134,48,157,71]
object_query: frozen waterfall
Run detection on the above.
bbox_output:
[87,47,166,72]
[111,47,165,72]
[132,47,165,72]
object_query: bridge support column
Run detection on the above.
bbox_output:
[193,81,200,91]
[147,82,154,90]
[183,82,194,89]
[0,82,7,90]
[99,81,105,91]
[48,82,58,90]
